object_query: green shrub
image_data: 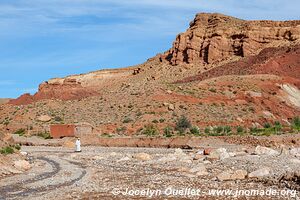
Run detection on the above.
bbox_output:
[236,126,244,134]
[142,124,158,136]
[223,126,232,134]
[54,116,63,122]
[204,127,211,134]
[264,122,271,129]
[164,126,173,138]
[190,126,200,136]
[159,118,165,123]
[13,128,26,136]
[116,126,127,133]
[14,144,21,150]
[175,115,192,133]
[37,131,52,139]
[0,146,14,155]
[292,117,300,131]
[214,126,224,134]
[274,121,282,133]
[152,119,159,123]
[123,117,133,123]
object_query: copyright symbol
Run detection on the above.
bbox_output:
[112,188,121,196]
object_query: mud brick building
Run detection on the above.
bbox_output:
[50,123,93,139]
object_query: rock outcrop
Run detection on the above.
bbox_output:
[9,68,132,105]
[162,13,300,65]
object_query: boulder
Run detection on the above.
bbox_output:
[248,168,270,178]
[254,146,279,156]
[13,160,31,171]
[133,153,152,161]
[217,169,248,181]
[37,115,52,122]
[207,148,230,160]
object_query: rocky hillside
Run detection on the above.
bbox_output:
[161,13,300,65]
[1,13,300,136]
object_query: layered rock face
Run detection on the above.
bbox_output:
[9,69,132,105]
[163,13,300,65]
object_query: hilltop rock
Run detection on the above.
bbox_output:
[162,13,300,65]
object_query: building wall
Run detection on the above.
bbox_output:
[75,125,93,137]
[50,124,75,139]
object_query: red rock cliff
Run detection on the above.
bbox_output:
[163,13,300,65]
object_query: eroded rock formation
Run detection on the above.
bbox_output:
[162,13,300,65]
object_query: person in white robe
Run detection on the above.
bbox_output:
[75,138,81,152]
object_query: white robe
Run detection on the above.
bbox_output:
[75,139,81,152]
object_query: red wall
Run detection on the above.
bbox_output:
[50,124,75,139]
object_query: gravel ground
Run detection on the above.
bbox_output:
[0,146,299,200]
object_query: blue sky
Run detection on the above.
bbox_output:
[0,0,299,98]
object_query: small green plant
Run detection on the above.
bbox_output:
[142,124,158,136]
[223,126,232,134]
[37,131,52,139]
[204,127,211,134]
[116,126,127,134]
[292,117,300,131]
[123,117,133,123]
[13,128,26,136]
[274,121,282,133]
[14,144,21,150]
[159,118,165,123]
[264,122,271,129]
[209,88,217,93]
[54,116,63,122]
[236,126,244,134]
[190,126,200,136]
[175,115,192,133]
[164,126,173,138]
[0,146,14,155]
[152,119,159,123]
[102,133,113,138]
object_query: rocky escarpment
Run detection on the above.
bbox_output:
[162,13,300,65]
[9,68,133,105]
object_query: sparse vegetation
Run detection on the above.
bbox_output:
[204,127,211,134]
[13,128,26,136]
[190,126,200,136]
[54,116,63,122]
[291,117,300,131]
[152,119,159,123]
[163,126,173,138]
[236,126,244,134]
[36,131,52,139]
[142,124,158,136]
[123,117,133,123]
[0,146,14,155]
[116,126,127,134]
[175,115,192,133]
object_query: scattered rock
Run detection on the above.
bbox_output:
[248,167,270,178]
[37,115,52,122]
[254,146,279,156]
[133,153,152,161]
[168,104,175,111]
[13,160,31,171]
[290,148,300,157]
[217,169,247,181]
[207,148,230,160]
[117,157,131,162]
[188,164,208,176]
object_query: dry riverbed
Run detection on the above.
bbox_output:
[0,145,299,200]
